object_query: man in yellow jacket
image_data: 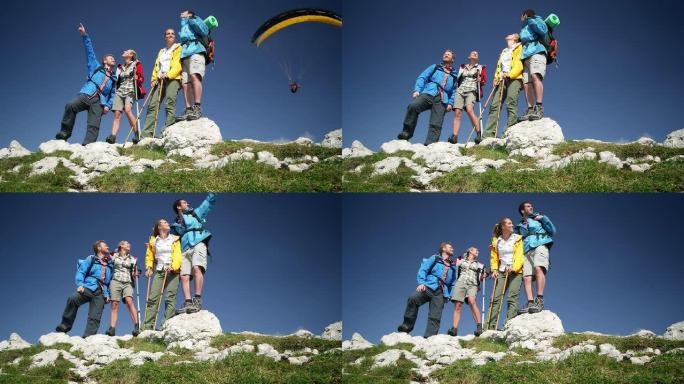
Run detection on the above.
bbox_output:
[141,28,183,138]
[483,34,524,138]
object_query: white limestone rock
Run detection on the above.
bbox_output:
[629,329,656,338]
[504,310,564,345]
[663,128,684,148]
[0,333,31,351]
[664,321,684,340]
[322,322,342,341]
[257,151,283,169]
[0,140,31,159]
[342,140,374,158]
[504,118,564,152]
[342,333,373,351]
[162,310,222,346]
[162,118,223,152]
[321,129,342,148]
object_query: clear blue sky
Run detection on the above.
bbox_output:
[342,194,684,342]
[0,0,340,150]
[342,0,684,149]
[0,194,340,342]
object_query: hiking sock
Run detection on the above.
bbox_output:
[194,295,201,299]
[194,103,201,107]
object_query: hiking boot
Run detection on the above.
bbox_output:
[518,107,534,122]
[105,326,116,337]
[474,130,483,144]
[132,323,140,337]
[397,324,411,333]
[397,131,411,141]
[187,104,202,121]
[447,327,458,337]
[529,105,544,121]
[518,301,534,315]
[176,107,193,121]
[188,296,202,313]
[132,131,141,145]
[447,134,458,144]
[474,323,483,337]
[176,300,194,315]
[55,324,69,333]
[105,135,116,144]
[55,131,70,141]
[528,297,544,314]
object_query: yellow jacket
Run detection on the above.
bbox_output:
[145,234,182,272]
[151,43,182,81]
[490,233,524,273]
[493,44,523,82]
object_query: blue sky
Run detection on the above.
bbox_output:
[0,194,340,342]
[0,0,340,150]
[342,194,684,342]
[342,0,684,149]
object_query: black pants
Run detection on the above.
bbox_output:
[401,287,446,338]
[402,93,447,145]
[59,288,105,337]
[60,94,104,145]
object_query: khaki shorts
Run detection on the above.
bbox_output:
[451,280,478,302]
[453,90,477,110]
[523,54,547,84]
[181,241,208,275]
[112,93,135,111]
[523,244,550,276]
[182,54,206,84]
[109,279,133,302]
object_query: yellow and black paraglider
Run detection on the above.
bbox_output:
[252,8,342,93]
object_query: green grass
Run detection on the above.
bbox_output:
[460,338,509,353]
[117,338,167,353]
[118,145,168,161]
[461,146,510,161]
[552,333,684,352]
[553,141,684,160]
[211,141,340,160]
[0,344,79,384]
[210,333,341,353]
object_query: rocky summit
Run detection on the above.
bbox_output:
[0,311,342,383]
[341,312,684,383]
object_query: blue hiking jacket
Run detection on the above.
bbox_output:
[75,255,114,298]
[171,193,216,251]
[179,16,209,59]
[515,215,556,253]
[414,64,457,106]
[416,255,457,299]
[520,15,548,60]
[77,35,117,109]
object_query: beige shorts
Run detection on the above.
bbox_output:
[523,54,547,84]
[112,93,135,111]
[181,241,208,275]
[453,90,477,110]
[523,244,550,276]
[182,54,206,84]
[109,279,133,302]
[451,280,478,302]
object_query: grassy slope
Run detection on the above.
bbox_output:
[340,336,684,384]
[0,142,341,192]
[342,142,684,192]
[0,334,342,384]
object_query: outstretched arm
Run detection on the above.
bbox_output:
[188,15,209,37]
[540,215,556,236]
[79,23,99,74]
[194,192,216,219]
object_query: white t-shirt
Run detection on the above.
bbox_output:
[154,235,174,271]
[496,235,516,272]
[157,44,179,76]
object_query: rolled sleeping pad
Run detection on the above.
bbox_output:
[545,13,560,28]
[204,15,219,29]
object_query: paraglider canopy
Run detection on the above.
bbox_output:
[251,8,342,47]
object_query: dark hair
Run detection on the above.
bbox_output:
[492,217,513,237]
[522,9,535,18]
[172,199,185,214]
[518,201,532,216]
[153,219,168,237]
[438,241,452,255]
[186,10,196,17]
[93,240,106,253]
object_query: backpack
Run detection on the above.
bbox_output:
[541,29,559,66]
[190,32,215,65]
[76,255,96,279]
[427,64,458,93]
[427,255,458,285]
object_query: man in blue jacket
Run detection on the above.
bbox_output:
[55,23,117,145]
[172,193,216,314]
[177,10,210,122]
[397,242,457,338]
[397,50,456,145]
[55,240,114,337]
[515,201,556,314]
[518,9,548,122]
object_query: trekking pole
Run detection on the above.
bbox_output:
[141,267,153,331]
[494,270,510,330]
[134,260,141,326]
[152,267,169,331]
[484,272,498,330]
[477,81,483,135]
[466,84,498,143]
[152,80,165,139]
[481,271,486,325]
[124,83,157,145]
[493,79,506,139]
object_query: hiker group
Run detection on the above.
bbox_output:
[55,193,216,338]
[55,10,218,146]
[397,201,556,338]
[398,9,559,145]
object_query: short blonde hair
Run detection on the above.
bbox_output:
[127,49,137,60]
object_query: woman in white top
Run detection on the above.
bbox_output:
[143,219,182,330]
[486,217,524,331]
